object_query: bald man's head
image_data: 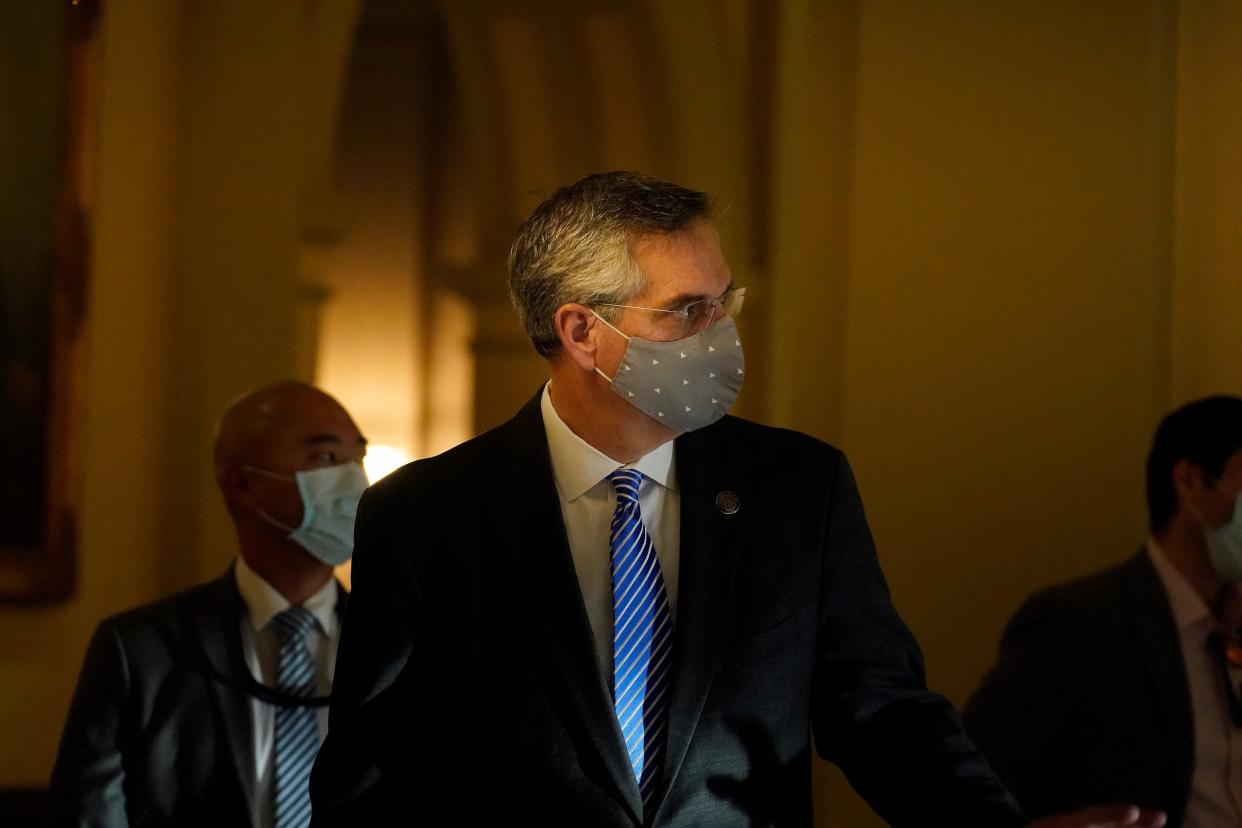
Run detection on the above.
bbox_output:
[214,381,367,598]
[213,381,366,506]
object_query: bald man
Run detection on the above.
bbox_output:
[50,382,369,828]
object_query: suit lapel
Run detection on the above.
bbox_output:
[196,572,260,827]
[655,422,744,814]
[490,393,644,823]
[1123,551,1194,808]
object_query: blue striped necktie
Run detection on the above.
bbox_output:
[607,468,673,812]
[271,605,319,828]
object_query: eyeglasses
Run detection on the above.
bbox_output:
[594,286,746,338]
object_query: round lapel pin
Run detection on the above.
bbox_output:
[715,490,740,515]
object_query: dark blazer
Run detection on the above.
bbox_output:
[50,569,347,828]
[311,392,1024,827]
[963,551,1194,828]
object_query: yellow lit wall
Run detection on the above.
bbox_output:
[1,5,1239,826]
[0,0,180,787]
[0,0,360,787]
[841,0,1173,698]
[767,2,1233,824]
[1173,0,1242,404]
[315,28,428,465]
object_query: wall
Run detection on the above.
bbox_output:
[163,0,361,588]
[1173,0,1242,403]
[316,18,432,467]
[0,0,181,787]
[1,1,1240,820]
[841,0,1174,698]
[0,0,360,787]
[768,1,1180,824]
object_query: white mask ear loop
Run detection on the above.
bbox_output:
[242,464,294,483]
[590,310,631,384]
[240,465,299,533]
[253,505,297,535]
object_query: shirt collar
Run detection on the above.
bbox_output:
[234,554,338,635]
[1147,538,1212,631]
[540,382,678,501]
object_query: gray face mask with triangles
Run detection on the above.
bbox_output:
[592,312,745,433]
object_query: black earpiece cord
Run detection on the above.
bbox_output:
[197,644,332,709]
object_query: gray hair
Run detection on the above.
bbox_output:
[507,171,713,357]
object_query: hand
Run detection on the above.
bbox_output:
[1030,804,1167,828]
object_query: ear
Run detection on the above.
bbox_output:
[1173,458,1210,514]
[1173,458,1194,498]
[554,303,601,372]
[1174,458,1210,491]
[220,464,256,510]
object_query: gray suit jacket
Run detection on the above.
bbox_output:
[50,568,346,827]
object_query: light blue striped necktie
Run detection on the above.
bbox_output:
[607,468,673,811]
[270,605,319,828]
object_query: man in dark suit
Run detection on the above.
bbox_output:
[51,381,369,827]
[965,395,1242,828]
[310,172,1162,827]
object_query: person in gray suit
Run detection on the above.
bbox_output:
[51,381,370,827]
[965,395,1242,828]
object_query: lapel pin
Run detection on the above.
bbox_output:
[715,490,740,515]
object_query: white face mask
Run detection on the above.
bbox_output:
[245,461,370,565]
[592,312,745,433]
[1204,492,1242,582]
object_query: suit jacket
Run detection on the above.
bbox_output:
[310,393,1025,827]
[50,568,347,828]
[963,551,1194,827]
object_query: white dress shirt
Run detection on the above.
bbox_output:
[540,382,681,679]
[1148,540,1242,826]
[234,557,340,828]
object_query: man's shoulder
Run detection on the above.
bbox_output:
[364,409,847,507]
[95,574,232,642]
[365,414,523,503]
[704,414,839,454]
[695,414,845,477]
[1009,552,1150,630]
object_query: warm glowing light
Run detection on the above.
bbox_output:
[362,444,413,483]
[334,560,353,592]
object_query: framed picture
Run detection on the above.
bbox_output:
[0,0,100,603]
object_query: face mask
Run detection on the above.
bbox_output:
[1204,492,1242,582]
[245,461,369,565]
[592,312,745,433]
